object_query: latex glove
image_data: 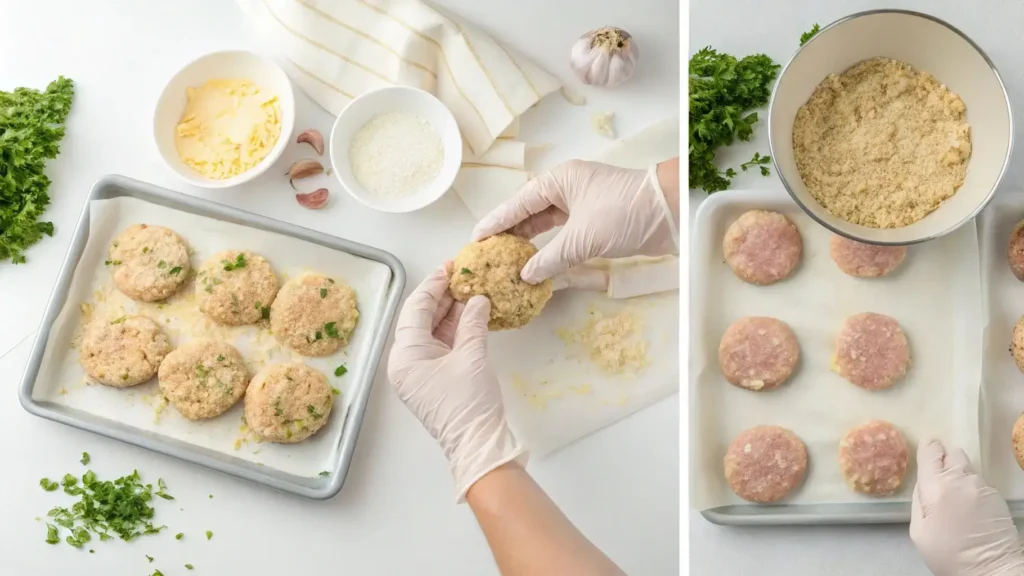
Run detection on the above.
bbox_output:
[471,160,679,284]
[910,439,1024,576]
[552,256,680,299]
[387,264,527,502]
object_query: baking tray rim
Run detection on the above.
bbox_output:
[17,173,406,500]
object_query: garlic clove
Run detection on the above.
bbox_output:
[296,188,329,209]
[297,129,325,156]
[288,159,324,190]
[570,27,638,88]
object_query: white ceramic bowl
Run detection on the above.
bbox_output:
[329,86,462,213]
[153,50,296,189]
[769,10,1013,245]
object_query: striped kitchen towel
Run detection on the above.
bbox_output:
[236,0,563,219]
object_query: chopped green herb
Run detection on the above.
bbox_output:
[318,471,330,477]
[320,287,328,298]
[274,399,284,417]
[104,260,112,266]
[216,355,225,362]
[0,77,74,263]
[62,474,77,487]
[231,293,239,307]
[460,268,472,275]
[40,478,59,491]
[195,364,210,379]
[208,494,213,499]
[185,565,194,570]
[315,331,323,341]
[153,571,164,576]
[155,478,174,501]
[739,151,772,177]
[111,316,126,324]
[89,549,94,553]
[168,266,182,276]
[324,322,339,339]
[120,373,129,381]
[800,23,820,46]
[260,306,270,320]
[205,530,213,540]
[111,260,121,265]
[175,533,183,540]
[334,365,347,377]
[146,555,154,562]
[156,259,166,269]
[45,523,60,544]
[307,405,323,420]
[331,387,340,396]
[80,452,90,465]
[327,278,335,284]
[142,247,150,254]
[222,253,247,271]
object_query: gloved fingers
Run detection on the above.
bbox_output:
[917,438,948,479]
[434,301,466,348]
[508,205,569,240]
[453,296,491,353]
[521,225,594,284]
[472,174,560,241]
[396,266,452,336]
[910,482,925,523]
[430,261,456,331]
[551,266,610,292]
[944,447,974,475]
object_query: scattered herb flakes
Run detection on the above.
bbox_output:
[324,322,339,339]
[158,260,168,269]
[208,494,213,499]
[168,266,182,276]
[260,306,270,320]
[331,387,340,396]
[307,405,323,420]
[175,533,184,540]
[205,530,213,540]
[45,523,60,544]
[80,452,90,465]
[320,287,328,298]
[222,253,247,271]
[104,260,112,266]
[688,47,779,193]
[155,478,174,501]
[327,278,335,284]
[216,355,225,362]
[40,478,59,491]
[740,151,772,177]
[318,471,330,478]
[185,564,194,570]
[89,549,94,554]
[142,247,150,254]
[153,571,165,576]
[0,76,74,264]
[111,316,126,324]
[460,268,472,275]
[334,365,347,377]
[146,555,154,563]
[800,23,820,46]
[315,331,323,341]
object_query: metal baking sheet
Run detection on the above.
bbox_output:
[691,189,982,525]
[18,174,405,500]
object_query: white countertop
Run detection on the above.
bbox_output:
[690,0,1024,574]
[0,1,679,574]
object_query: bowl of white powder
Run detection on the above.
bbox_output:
[769,9,1012,245]
[329,86,462,213]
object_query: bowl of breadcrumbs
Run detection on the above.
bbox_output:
[769,9,1012,245]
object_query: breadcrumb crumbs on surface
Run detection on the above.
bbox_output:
[560,307,649,375]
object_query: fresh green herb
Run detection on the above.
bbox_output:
[320,287,328,298]
[689,47,779,193]
[157,260,167,269]
[195,364,210,379]
[153,571,164,576]
[168,266,182,276]
[216,355,225,362]
[80,452,90,465]
[260,306,270,320]
[315,331,323,341]
[89,549,94,553]
[0,77,74,264]
[307,405,323,420]
[185,565,194,570]
[112,260,121,265]
[111,316,126,324]
[222,253,246,271]
[334,365,347,377]
[800,23,820,46]
[45,523,60,544]
[205,530,213,540]
[324,322,339,339]
[40,478,59,491]
[460,268,472,275]
[740,151,772,177]
[327,278,335,284]
[208,494,213,499]
[330,387,340,395]
[318,471,330,477]
[274,398,284,417]
[146,555,154,562]
[155,478,174,501]
[104,260,112,266]
[175,533,184,540]
[142,247,150,254]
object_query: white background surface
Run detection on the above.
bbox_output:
[0,0,679,575]
[689,0,1024,574]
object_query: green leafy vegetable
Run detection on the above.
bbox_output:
[0,77,74,263]
[80,452,90,465]
[185,564,194,570]
[205,530,213,540]
[740,151,772,177]
[222,253,246,271]
[146,555,154,563]
[800,23,820,46]
[334,364,347,377]
[153,571,164,576]
[460,268,472,275]
[45,523,60,544]
[40,478,59,491]
[324,322,339,339]
[688,47,779,193]
[175,533,184,540]
[168,266,182,276]
[330,387,340,395]
[307,405,323,420]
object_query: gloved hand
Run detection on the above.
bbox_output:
[910,439,1024,576]
[387,264,527,502]
[471,160,679,285]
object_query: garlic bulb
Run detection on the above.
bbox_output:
[570,27,638,88]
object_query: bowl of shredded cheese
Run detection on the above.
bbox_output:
[153,50,295,189]
[329,86,462,213]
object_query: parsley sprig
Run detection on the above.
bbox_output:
[688,47,779,193]
[800,23,820,46]
[222,253,247,271]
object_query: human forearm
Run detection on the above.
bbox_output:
[467,463,625,576]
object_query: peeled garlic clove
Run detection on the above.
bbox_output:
[297,129,325,156]
[570,27,638,88]
[296,188,329,209]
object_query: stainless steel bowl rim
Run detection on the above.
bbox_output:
[767,8,1014,246]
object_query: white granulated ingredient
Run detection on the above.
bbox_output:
[349,112,444,197]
